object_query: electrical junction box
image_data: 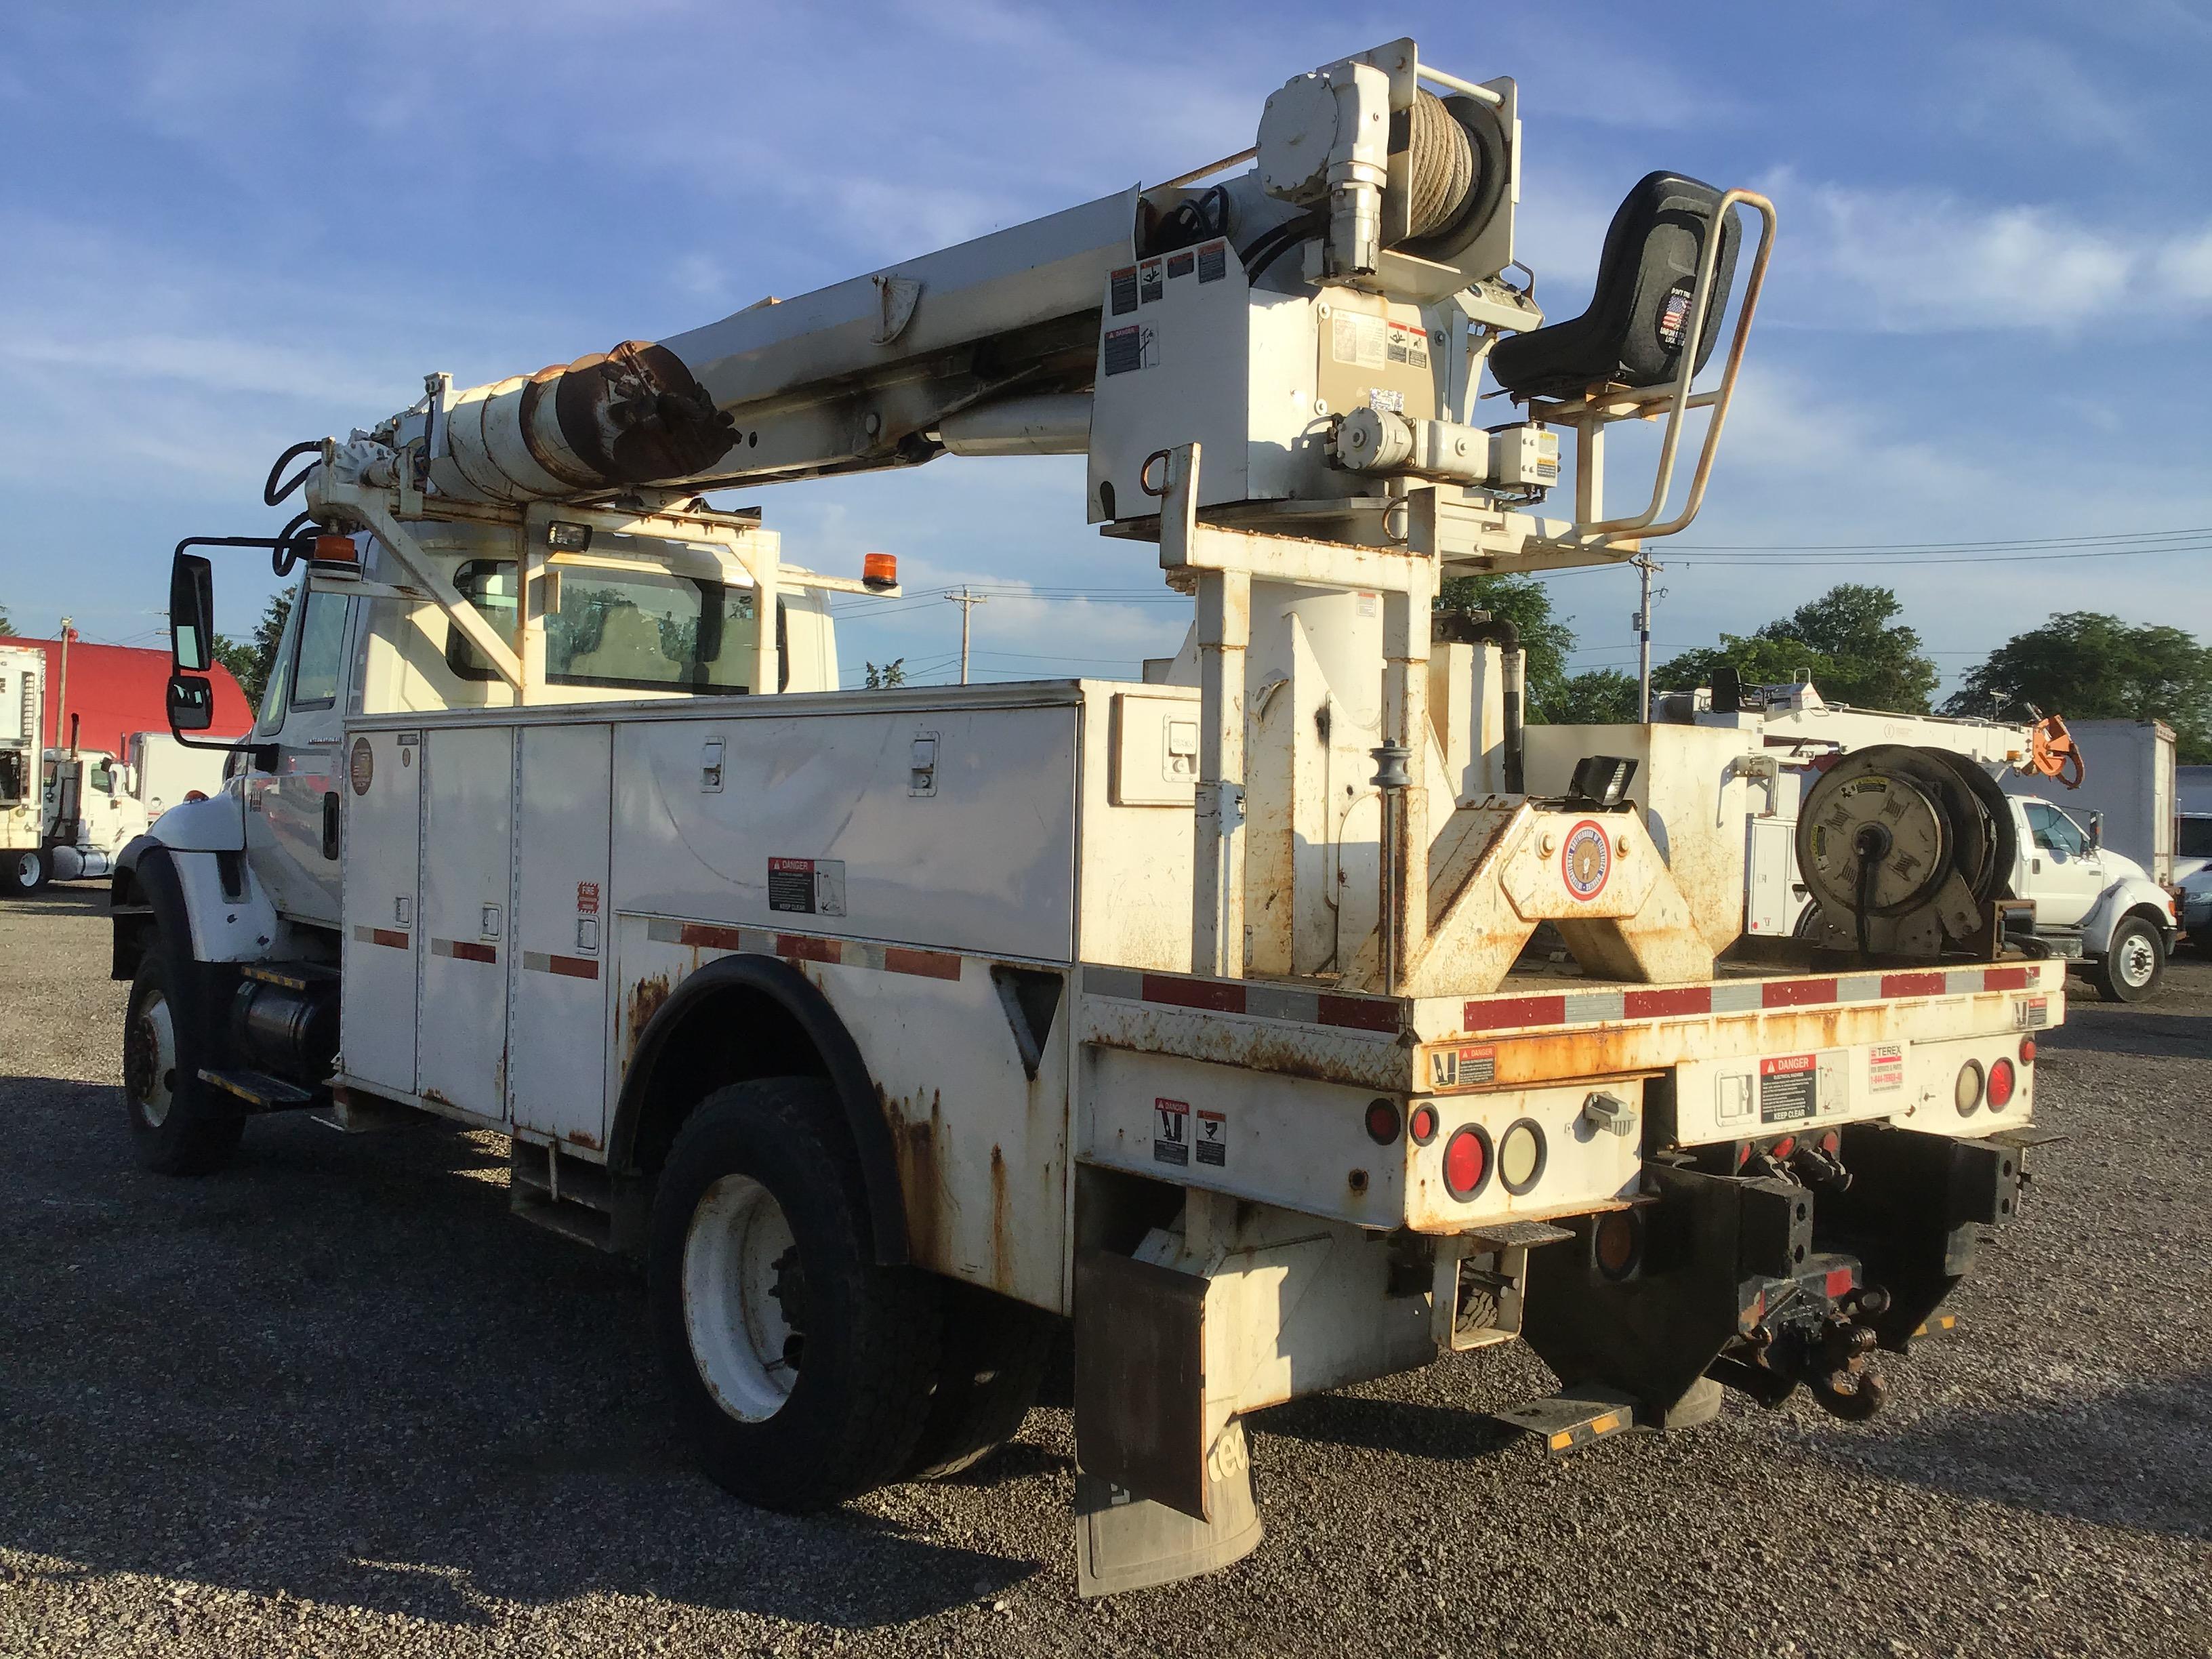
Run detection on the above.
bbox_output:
[1488,424,1559,489]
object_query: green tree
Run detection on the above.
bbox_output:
[863,658,907,689]
[1547,668,1640,724]
[1945,611,2212,763]
[0,604,15,636]
[1656,583,1938,712]
[1434,573,1578,719]
[223,591,293,709]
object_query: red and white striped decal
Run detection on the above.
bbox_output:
[1460,962,2051,1033]
[1080,964,1402,1035]
[644,918,963,981]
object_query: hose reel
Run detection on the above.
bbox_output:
[1795,745,2018,956]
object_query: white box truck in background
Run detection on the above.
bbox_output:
[2001,719,2176,885]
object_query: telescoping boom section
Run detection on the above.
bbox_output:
[125,37,2053,1598]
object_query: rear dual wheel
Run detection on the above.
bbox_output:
[649,1077,1051,1510]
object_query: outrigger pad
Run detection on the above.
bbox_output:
[1073,1436,1263,1599]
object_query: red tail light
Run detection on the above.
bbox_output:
[1441,1126,1491,1200]
[2018,1036,2036,1065]
[1987,1057,2016,1109]
[1408,1103,1438,1145]
[1364,1098,1401,1145]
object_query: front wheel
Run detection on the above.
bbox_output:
[649,1078,944,1511]
[2091,916,2165,1003]
[2,847,47,897]
[124,951,244,1173]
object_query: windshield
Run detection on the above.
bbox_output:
[2180,816,2212,860]
[450,560,770,693]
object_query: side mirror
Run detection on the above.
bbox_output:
[2087,811,2104,852]
[169,553,216,673]
[167,673,215,734]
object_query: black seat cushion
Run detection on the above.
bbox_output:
[1489,171,1740,403]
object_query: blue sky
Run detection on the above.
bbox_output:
[3,1,2208,695]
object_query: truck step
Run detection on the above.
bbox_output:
[508,1142,622,1252]
[197,1067,317,1111]
[241,959,341,990]
[510,1187,615,1250]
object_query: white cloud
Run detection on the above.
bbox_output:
[1774,176,2212,333]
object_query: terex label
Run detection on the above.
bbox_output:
[1868,1042,1904,1093]
[1153,1097,1190,1166]
[1759,1053,1818,1123]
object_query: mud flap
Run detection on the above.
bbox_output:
[1071,1248,1263,1597]
[1073,1432,1263,1599]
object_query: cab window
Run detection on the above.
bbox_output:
[289,592,351,710]
[447,560,781,693]
[2025,802,2087,857]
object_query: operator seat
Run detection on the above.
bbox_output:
[1489,171,1740,404]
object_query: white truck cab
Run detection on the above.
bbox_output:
[2009,793,2176,1000]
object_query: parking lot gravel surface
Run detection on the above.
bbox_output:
[3,885,2209,1656]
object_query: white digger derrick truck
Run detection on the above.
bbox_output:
[119,39,2058,1595]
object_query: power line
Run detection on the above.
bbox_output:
[1677,525,2212,552]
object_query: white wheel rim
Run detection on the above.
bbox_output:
[2119,935,2156,987]
[12,850,39,887]
[128,989,178,1128]
[682,1174,804,1422]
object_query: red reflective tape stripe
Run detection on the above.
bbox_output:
[1464,994,1566,1031]
[883,947,961,981]
[447,940,497,964]
[1880,971,1948,998]
[1317,994,1399,1032]
[1624,986,1712,1019]
[777,934,841,964]
[678,922,747,952]
[544,955,598,980]
[1824,1266,1856,1299]
[1982,966,2030,991]
[1763,978,1837,1008]
[369,928,408,950]
[1141,974,1247,1014]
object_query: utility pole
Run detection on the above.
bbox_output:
[1631,557,1666,721]
[945,587,988,684]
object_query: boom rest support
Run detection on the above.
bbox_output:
[1490,171,1740,403]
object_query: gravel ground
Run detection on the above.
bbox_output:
[3,884,2209,1657]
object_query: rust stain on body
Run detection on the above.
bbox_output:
[626,972,673,1061]
[888,1087,949,1270]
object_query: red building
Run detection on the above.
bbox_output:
[19,634,254,754]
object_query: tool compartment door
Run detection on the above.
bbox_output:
[509,723,613,1151]
[417,725,515,1120]
[340,729,422,1092]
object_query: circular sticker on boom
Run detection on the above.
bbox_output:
[1561,818,1610,901]
[348,737,374,796]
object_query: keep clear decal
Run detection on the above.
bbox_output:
[1153,1097,1190,1166]
[1759,1054,1818,1123]
[768,857,846,916]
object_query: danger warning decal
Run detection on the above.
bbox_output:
[1153,1097,1190,1166]
[1428,1044,1498,1090]
[1561,819,1611,901]
[1759,1054,1818,1124]
[767,857,846,917]
[1196,1108,1227,1166]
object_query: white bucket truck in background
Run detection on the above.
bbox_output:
[1637,680,2179,1000]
